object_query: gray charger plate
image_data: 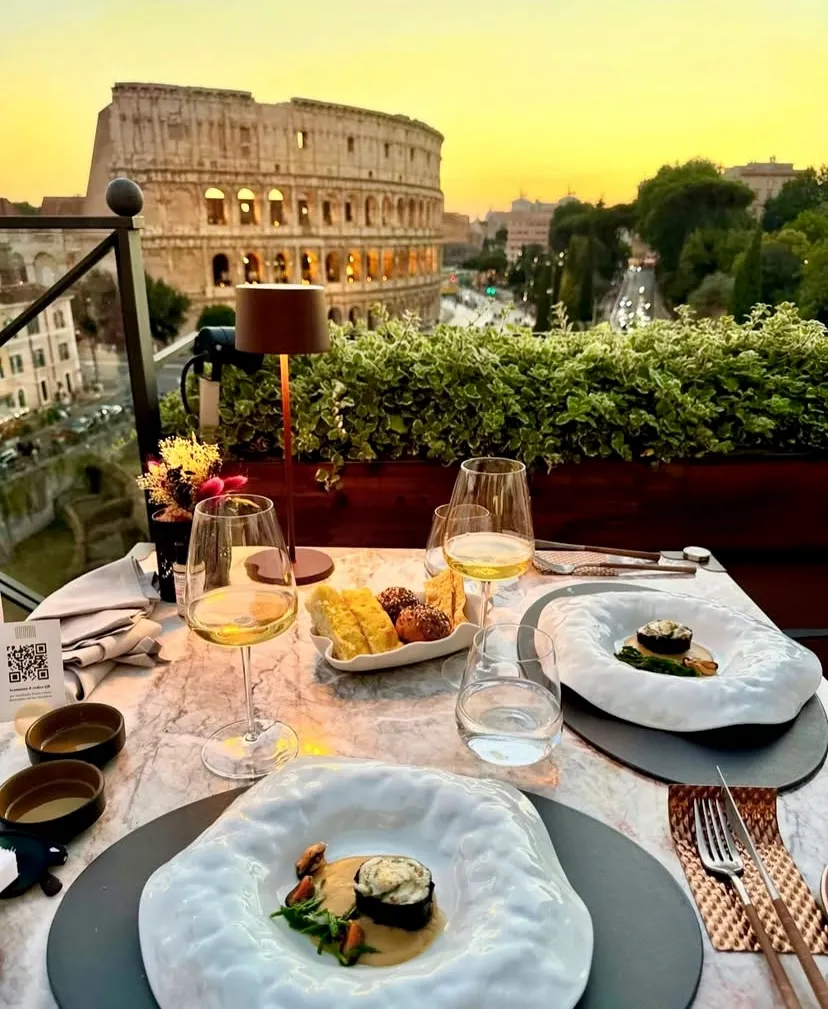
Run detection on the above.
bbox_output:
[47,787,702,1009]
[521,583,828,789]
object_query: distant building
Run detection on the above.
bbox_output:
[40,196,86,216]
[84,82,445,325]
[441,211,484,266]
[484,195,577,262]
[0,286,82,419]
[724,159,799,213]
[442,212,472,245]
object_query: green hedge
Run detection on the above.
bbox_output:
[160,305,828,469]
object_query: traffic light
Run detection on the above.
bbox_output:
[486,285,496,297]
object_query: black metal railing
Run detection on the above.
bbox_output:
[0,178,159,470]
[0,178,159,612]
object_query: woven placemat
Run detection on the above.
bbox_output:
[669,784,828,952]
[536,549,654,576]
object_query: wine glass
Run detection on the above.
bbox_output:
[456,622,562,767]
[424,503,490,578]
[185,493,299,779]
[443,458,534,627]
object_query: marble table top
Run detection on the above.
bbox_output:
[1,547,826,1009]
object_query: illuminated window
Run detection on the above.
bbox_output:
[346,250,361,282]
[297,130,307,149]
[237,188,257,226]
[408,248,417,276]
[243,252,261,283]
[347,136,355,153]
[268,188,284,226]
[366,249,379,281]
[382,249,394,279]
[204,187,226,225]
[301,251,317,284]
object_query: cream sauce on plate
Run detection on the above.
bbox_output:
[314,855,445,967]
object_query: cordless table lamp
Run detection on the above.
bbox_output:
[235,284,333,585]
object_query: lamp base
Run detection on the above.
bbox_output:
[293,547,335,585]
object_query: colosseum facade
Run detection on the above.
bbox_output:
[84,83,444,325]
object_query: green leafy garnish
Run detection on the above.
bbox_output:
[615,645,697,677]
[271,896,377,966]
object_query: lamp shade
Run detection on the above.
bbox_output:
[234,284,330,355]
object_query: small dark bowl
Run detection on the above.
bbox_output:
[0,760,105,843]
[26,702,125,768]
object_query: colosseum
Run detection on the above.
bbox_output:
[84,83,444,325]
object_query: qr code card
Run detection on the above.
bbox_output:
[0,620,64,721]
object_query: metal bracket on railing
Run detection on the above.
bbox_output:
[180,327,262,432]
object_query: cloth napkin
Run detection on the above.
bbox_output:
[28,556,159,647]
[28,556,164,699]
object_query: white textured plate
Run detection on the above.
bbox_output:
[139,758,593,1009]
[543,589,822,732]
[311,592,481,671]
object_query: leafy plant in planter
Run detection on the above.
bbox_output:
[160,305,828,473]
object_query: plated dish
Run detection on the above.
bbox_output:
[543,589,822,732]
[138,757,593,1009]
[309,570,480,671]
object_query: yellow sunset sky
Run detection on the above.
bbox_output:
[1,0,826,217]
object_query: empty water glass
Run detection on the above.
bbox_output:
[456,622,562,767]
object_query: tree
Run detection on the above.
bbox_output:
[762,168,824,232]
[797,240,828,324]
[196,304,236,329]
[145,274,191,345]
[759,240,802,305]
[576,230,595,323]
[494,226,508,247]
[673,227,752,303]
[11,201,39,215]
[788,206,828,245]
[70,269,125,346]
[506,245,544,301]
[687,272,735,318]
[635,159,754,281]
[532,258,553,333]
[730,227,762,321]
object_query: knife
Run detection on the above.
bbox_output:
[717,766,828,1009]
[534,539,662,562]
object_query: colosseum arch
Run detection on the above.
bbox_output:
[418,200,425,227]
[381,197,393,227]
[346,250,361,282]
[204,187,226,225]
[408,248,417,276]
[348,306,361,325]
[367,307,381,330]
[0,251,27,286]
[408,199,416,227]
[237,187,258,226]
[328,307,343,324]
[382,250,394,280]
[325,250,341,283]
[322,196,338,226]
[273,252,289,282]
[243,251,262,283]
[268,189,285,226]
[417,247,427,274]
[365,196,378,227]
[212,253,230,287]
[301,251,318,284]
[395,248,407,277]
[396,198,405,227]
[365,250,379,282]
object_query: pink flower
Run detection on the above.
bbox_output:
[222,474,248,492]
[197,476,225,499]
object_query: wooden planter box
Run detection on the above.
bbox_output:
[244,456,828,554]
[245,456,828,656]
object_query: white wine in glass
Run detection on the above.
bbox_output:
[186,494,299,780]
[443,458,534,626]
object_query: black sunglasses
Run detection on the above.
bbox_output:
[0,830,67,898]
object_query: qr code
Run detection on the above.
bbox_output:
[7,643,49,684]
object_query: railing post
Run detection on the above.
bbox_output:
[106,180,161,481]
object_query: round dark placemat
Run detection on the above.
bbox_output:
[522,584,828,790]
[47,787,701,1009]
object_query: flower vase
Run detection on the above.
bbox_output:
[151,510,193,603]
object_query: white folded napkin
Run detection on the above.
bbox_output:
[29,556,159,647]
[63,618,163,668]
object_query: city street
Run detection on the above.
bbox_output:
[610,265,658,330]
[441,290,533,328]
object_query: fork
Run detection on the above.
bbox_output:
[533,556,696,576]
[694,797,801,1009]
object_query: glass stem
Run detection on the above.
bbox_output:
[240,646,258,741]
[479,580,493,628]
